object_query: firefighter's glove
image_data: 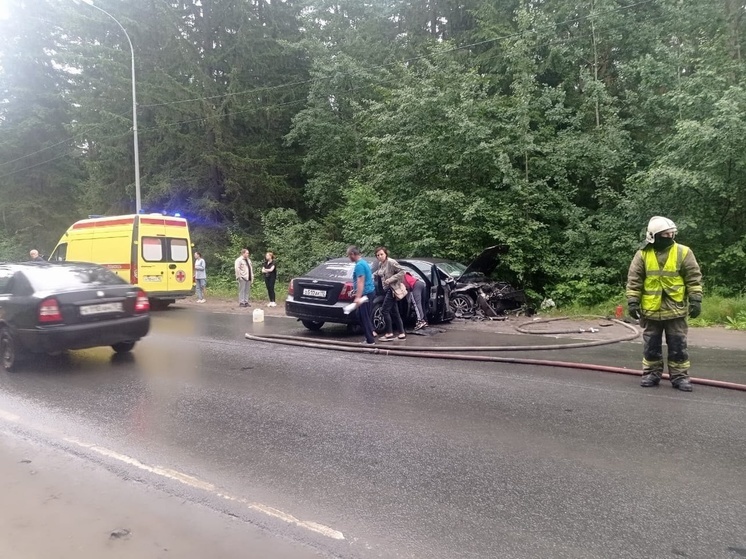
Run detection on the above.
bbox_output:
[688,300,702,319]
[628,301,641,320]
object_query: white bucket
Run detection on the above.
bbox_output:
[253,308,265,322]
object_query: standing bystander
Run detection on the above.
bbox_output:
[194,251,207,303]
[234,248,254,307]
[262,252,277,307]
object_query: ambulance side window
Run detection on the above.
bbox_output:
[169,239,189,262]
[50,243,67,262]
[142,237,164,261]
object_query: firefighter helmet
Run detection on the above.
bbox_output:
[645,216,677,244]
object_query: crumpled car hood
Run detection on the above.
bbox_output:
[457,245,509,282]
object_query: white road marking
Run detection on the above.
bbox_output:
[63,437,345,540]
[0,408,345,540]
[64,438,216,491]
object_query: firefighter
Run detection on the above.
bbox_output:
[626,216,703,392]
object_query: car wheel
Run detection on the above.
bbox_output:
[0,327,17,372]
[450,294,475,316]
[111,341,136,353]
[301,320,324,331]
[372,302,386,333]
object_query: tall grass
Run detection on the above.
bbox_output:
[200,277,289,303]
[692,294,746,328]
[540,294,746,327]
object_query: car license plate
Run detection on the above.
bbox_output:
[302,288,327,298]
[80,302,123,316]
[143,275,162,282]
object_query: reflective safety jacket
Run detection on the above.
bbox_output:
[626,242,703,321]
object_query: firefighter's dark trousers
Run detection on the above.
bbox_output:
[640,316,690,382]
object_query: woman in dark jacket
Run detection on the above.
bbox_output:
[262,252,277,307]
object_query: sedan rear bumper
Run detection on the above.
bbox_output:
[145,289,194,300]
[16,315,151,353]
[285,299,359,325]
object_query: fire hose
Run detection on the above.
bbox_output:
[245,317,746,392]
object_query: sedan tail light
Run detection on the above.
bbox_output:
[39,298,63,324]
[338,282,355,301]
[288,280,294,296]
[134,290,150,313]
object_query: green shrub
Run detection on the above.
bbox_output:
[262,208,346,281]
[548,279,619,309]
[725,311,746,330]
[0,235,27,262]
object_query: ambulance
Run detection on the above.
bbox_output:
[50,214,195,307]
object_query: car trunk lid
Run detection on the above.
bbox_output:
[43,285,139,325]
[292,278,348,305]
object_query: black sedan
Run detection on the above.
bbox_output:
[0,262,151,371]
[285,257,454,332]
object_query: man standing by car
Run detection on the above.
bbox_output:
[347,246,376,345]
[234,248,253,307]
[29,249,45,262]
[626,216,703,392]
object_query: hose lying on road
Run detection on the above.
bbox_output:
[516,315,635,336]
[245,319,746,392]
[250,318,640,353]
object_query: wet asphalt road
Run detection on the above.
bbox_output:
[1,308,745,558]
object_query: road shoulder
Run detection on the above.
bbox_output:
[177,296,746,350]
[0,432,320,559]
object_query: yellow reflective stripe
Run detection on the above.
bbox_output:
[642,359,664,367]
[647,270,682,277]
[645,309,688,319]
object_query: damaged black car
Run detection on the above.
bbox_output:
[428,245,527,318]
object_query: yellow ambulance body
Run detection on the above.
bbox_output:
[51,214,194,305]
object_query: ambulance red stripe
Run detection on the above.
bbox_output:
[140,218,187,227]
[71,218,134,229]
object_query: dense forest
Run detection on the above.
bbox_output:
[0,0,744,304]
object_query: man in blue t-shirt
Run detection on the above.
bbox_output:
[347,245,376,345]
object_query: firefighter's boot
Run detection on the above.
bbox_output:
[672,378,693,392]
[640,374,661,387]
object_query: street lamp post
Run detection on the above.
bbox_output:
[75,0,141,213]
